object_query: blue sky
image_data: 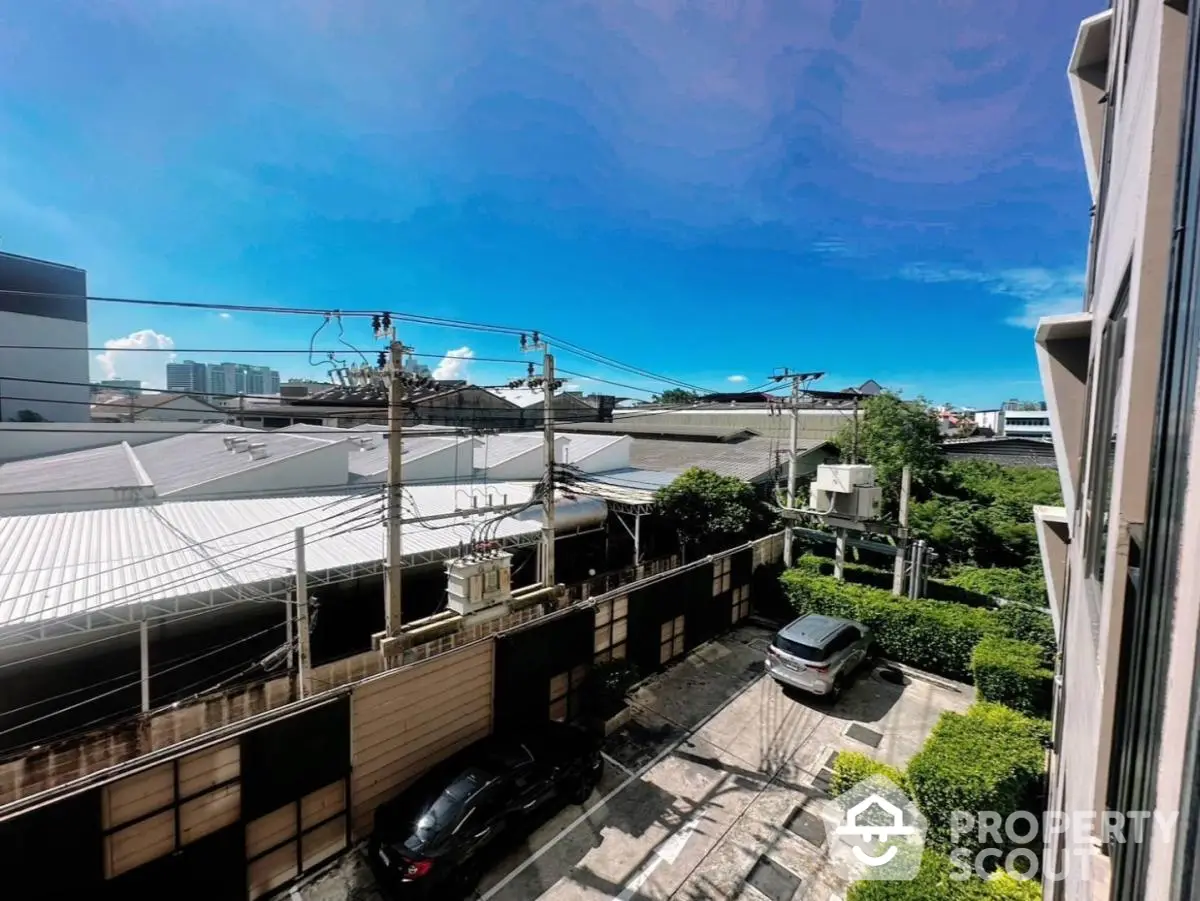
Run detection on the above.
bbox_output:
[1,0,1093,406]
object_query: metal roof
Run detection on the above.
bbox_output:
[0,482,605,637]
[553,421,761,441]
[558,433,629,465]
[626,435,815,483]
[133,425,341,495]
[0,443,149,496]
[347,435,470,479]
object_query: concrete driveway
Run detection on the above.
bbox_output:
[294,622,972,901]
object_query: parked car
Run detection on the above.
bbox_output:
[367,721,604,899]
[765,613,873,698]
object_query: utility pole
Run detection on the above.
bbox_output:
[295,527,312,698]
[237,394,245,428]
[769,368,825,567]
[520,331,557,588]
[892,465,912,597]
[385,337,405,637]
[541,351,557,588]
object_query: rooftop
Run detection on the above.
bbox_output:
[0,482,605,638]
[131,425,342,495]
[0,443,149,497]
[627,435,825,483]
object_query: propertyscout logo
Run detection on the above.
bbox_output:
[825,776,1174,884]
[823,775,927,882]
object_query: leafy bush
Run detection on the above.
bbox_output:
[794,554,896,591]
[906,703,1048,855]
[993,604,1056,665]
[829,750,909,797]
[847,851,1037,901]
[971,638,1053,718]
[781,570,999,680]
[947,567,1047,607]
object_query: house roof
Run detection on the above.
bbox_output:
[0,482,607,636]
[0,442,149,496]
[554,421,760,441]
[626,435,826,483]
[131,425,342,495]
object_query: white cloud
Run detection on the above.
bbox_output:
[899,263,1085,328]
[727,374,747,383]
[93,329,176,389]
[218,312,232,320]
[432,346,474,380]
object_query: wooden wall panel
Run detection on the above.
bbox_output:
[105,810,175,879]
[245,803,297,860]
[247,843,297,901]
[178,740,239,798]
[179,783,240,846]
[102,762,173,830]
[350,641,494,837]
[300,781,346,831]
[300,817,346,871]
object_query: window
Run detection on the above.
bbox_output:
[713,556,732,596]
[659,615,685,665]
[1083,281,1129,638]
[593,595,629,663]
[730,585,751,624]
[549,665,587,722]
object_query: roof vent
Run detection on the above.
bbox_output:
[222,436,236,450]
[248,442,268,460]
[231,437,250,453]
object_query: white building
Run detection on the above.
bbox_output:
[0,251,89,423]
[972,407,1053,440]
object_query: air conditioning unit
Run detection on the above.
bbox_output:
[807,484,883,523]
[445,553,513,616]
[812,464,876,495]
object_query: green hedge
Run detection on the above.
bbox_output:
[847,850,1040,901]
[971,637,1053,718]
[945,567,1048,607]
[906,703,1048,855]
[993,604,1056,664]
[782,569,999,680]
[829,750,909,796]
[794,554,896,591]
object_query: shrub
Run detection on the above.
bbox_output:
[829,750,909,797]
[947,567,1048,607]
[794,554,895,591]
[846,850,1036,900]
[993,604,1056,664]
[781,570,999,681]
[906,703,1048,855]
[971,638,1053,718]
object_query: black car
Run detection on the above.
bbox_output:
[367,721,604,899]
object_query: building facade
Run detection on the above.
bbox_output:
[0,251,89,422]
[1036,3,1197,900]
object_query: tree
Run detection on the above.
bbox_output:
[652,389,701,405]
[7,409,48,422]
[655,468,771,559]
[835,392,943,504]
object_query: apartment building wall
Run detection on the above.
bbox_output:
[1040,3,1193,899]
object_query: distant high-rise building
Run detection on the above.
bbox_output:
[184,362,282,399]
[165,360,209,395]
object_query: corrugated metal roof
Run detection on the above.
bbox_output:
[488,387,546,409]
[347,435,468,478]
[559,433,628,465]
[628,436,794,483]
[133,425,341,495]
[0,481,602,633]
[474,433,548,467]
[0,443,148,495]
